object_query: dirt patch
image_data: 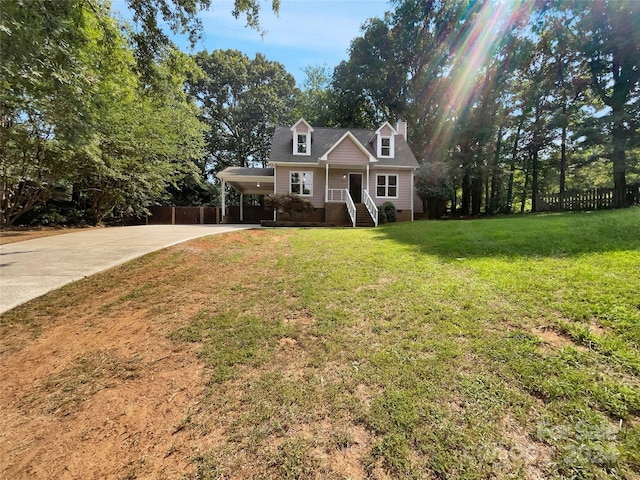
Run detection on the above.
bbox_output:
[0,306,207,479]
[497,415,553,480]
[0,226,100,245]
[0,231,280,479]
[533,325,588,353]
[0,229,309,479]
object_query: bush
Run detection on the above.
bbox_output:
[17,201,97,227]
[378,208,388,224]
[381,202,397,223]
[264,194,314,216]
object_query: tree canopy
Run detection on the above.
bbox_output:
[326,0,640,213]
[0,0,277,225]
[187,49,296,175]
[2,0,638,226]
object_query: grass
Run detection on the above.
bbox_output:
[2,208,639,479]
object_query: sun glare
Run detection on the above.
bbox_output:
[426,0,534,159]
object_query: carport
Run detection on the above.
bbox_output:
[216,167,275,222]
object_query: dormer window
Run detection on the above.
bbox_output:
[375,122,396,158]
[291,118,314,156]
[381,137,391,157]
[296,133,309,154]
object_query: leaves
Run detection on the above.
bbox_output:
[188,49,295,174]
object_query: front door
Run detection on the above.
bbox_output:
[349,173,362,203]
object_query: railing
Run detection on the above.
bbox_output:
[345,190,357,228]
[363,189,378,227]
[327,189,347,202]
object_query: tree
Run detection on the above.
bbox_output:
[123,0,280,82]
[1,0,207,225]
[293,65,335,126]
[415,162,454,219]
[74,43,206,222]
[1,0,98,225]
[332,16,408,128]
[188,49,296,175]
[579,0,640,207]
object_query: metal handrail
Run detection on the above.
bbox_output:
[363,189,379,227]
[345,189,357,228]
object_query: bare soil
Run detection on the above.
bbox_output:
[0,233,245,479]
[0,303,207,479]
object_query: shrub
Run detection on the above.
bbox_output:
[264,194,314,217]
[378,208,388,224]
[381,202,397,223]
[17,201,97,227]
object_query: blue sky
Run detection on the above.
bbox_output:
[112,0,392,85]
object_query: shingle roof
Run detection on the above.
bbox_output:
[269,126,419,168]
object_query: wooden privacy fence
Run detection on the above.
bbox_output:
[537,185,640,212]
[147,206,221,225]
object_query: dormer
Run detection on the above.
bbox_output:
[290,118,314,156]
[375,122,397,158]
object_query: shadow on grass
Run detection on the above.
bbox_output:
[374,208,640,259]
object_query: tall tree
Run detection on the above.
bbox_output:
[123,0,280,81]
[1,0,97,225]
[293,65,335,126]
[188,50,295,174]
[0,0,206,225]
[579,0,640,207]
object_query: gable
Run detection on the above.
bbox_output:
[326,136,371,165]
[377,124,395,137]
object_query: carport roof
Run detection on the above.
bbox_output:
[217,167,274,195]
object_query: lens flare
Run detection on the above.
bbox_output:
[423,0,534,160]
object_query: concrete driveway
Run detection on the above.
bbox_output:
[0,225,257,314]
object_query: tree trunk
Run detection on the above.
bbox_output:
[489,125,504,214]
[484,174,490,214]
[520,159,530,213]
[611,125,628,208]
[507,122,522,212]
[471,176,483,216]
[531,150,539,213]
[461,170,471,216]
[559,123,567,210]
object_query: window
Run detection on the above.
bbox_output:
[290,172,313,196]
[295,133,309,155]
[378,134,394,158]
[376,174,398,198]
[381,137,391,157]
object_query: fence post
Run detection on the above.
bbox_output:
[171,207,175,225]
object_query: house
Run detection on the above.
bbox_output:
[217,118,422,226]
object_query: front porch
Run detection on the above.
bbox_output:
[323,164,378,227]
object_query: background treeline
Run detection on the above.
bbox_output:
[1,0,638,226]
[324,0,640,216]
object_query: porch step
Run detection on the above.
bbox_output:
[354,203,375,227]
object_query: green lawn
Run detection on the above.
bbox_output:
[5,208,639,479]
[171,208,639,479]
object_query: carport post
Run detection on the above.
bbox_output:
[240,193,244,222]
[221,180,226,223]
